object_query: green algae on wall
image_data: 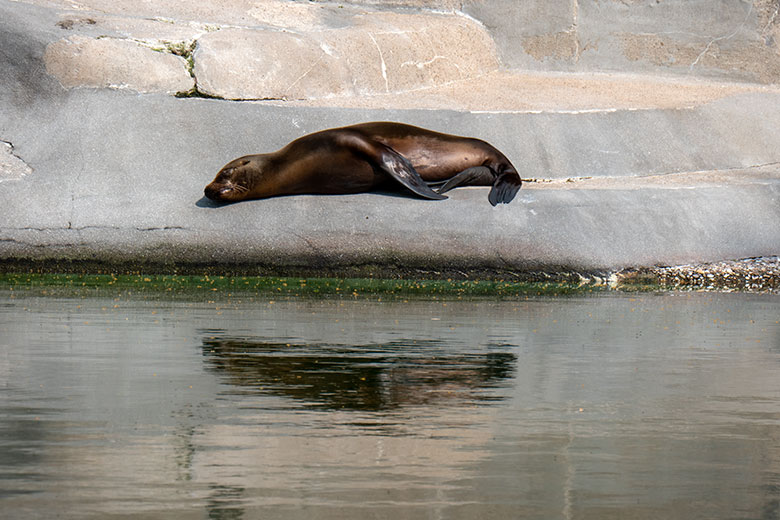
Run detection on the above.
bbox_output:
[0,273,616,299]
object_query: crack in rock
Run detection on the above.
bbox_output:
[689,2,754,70]
[0,140,32,182]
[0,225,191,233]
[136,226,189,231]
[291,232,327,258]
[367,32,390,93]
[168,38,230,99]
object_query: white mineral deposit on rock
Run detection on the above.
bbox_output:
[0,141,32,182]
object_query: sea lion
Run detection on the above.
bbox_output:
[204,122,522,206]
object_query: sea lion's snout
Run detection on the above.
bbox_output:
[204,183,228,201]
[204,166,242,201]
[204,157,261,202]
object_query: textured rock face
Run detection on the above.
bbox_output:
[463,0,780,83]
[35,0,780,102]
[193,29,351,101]
[193,14,499,100]
[44,35,194,93]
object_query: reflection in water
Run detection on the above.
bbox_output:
[0,408,51,499]
[0,291,779,519]
[206,484,246,520]
[202,338,516,410]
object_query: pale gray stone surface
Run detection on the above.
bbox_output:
[463,0,780,83]
[1,86,778,275]
[193,28,350,101]
[44,8,500,101]
[26,0,780,102]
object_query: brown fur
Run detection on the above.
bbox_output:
[204,122,522,205]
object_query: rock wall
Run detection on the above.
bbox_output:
[464,0,780,83]
[33,0,780,105]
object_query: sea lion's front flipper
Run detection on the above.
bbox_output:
[488,172,522,206]
[377,145,448,200]
[436,166,493,194]
[336,131,446,200]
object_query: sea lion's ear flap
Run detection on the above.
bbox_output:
[377,145,448,200]
[488,172,522,206]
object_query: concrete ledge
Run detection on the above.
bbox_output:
[2,88,779,277]
[2,178,778,277]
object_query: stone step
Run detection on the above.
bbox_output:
[2,88,779,274]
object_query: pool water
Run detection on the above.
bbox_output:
[1,288,779,519]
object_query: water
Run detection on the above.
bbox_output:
[1,288,779,519]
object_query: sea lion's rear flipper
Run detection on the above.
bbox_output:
[377,145,448,200]
[435,166,493,194]
[488,172,522,206]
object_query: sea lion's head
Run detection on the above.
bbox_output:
[204,155,270,202]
